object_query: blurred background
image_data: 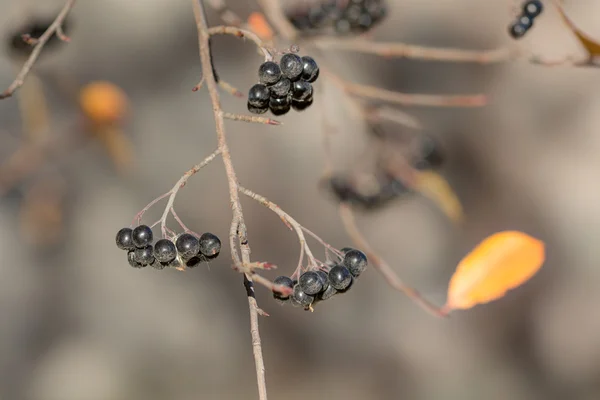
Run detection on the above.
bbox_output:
[1,0,600,399]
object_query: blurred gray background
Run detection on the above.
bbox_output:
[1,0,600,399]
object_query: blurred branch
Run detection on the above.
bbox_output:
[0,0,76,100]
[255,0,298,41]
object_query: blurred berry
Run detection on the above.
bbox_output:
[280,53,303,81]
[343,249,368,277]
[509,15,533,39]
[329,265,353,290]
[116,227,135,250]
[154,238,177,263]
[199,232,221,257]
[132,225,153,248]
[258,61,282,85]
[176,233,200,260]
[523,0,543,18]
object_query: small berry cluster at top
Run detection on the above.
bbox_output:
[272,247,367,310]
[287,0,387,36]
[509,0,543,39]
[248,53,319,116]
[115,225,221,269]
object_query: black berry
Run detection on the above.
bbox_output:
[176,233,200,260]
[151,258,167,270]
[258,61,282,85]
[273,275,295,301]
[523,0,543,18]
[340,247,354,254]
[291,97,313,112]
[134,245,155,266]
[328,265,353,290]
[116,227,135,250]
[280,53,303,81]
[154,238,177,263]
[299,271,324,295]
[292,80,313,101]
[248,84,271,108]
[132,225,153,248]
[270,78,292,98]
[127,250,144,268]
[186,256,203,268]
[199,232,221,257]
[269,96,291,116]
[301,56,319,82]
[248,103,268,114]
[343,249,368,277]
[291,284,314,307]
[316,270,330,291]
[318,284,337,301]
[509,16,533,39]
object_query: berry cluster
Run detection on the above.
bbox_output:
[272,247,367,310]
[509,0,543,39]
[288,0,387,36]
[115,225,221,269]
[248,53,319,116]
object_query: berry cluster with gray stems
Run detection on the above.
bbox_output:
[273,247,367,310]
[509,0,544,39]
[248,53,319,115]
[116,225,221,269]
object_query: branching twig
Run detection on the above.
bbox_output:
[223,112,282,125]
[0,0,77,100]
[208,25,273,61]
[338,203,447,317]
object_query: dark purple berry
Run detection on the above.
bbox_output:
[299,271,324,295]
[199,232,221,257]
[127,250,144,268]
[151,258,167,270]
[270,78,292,98]
[258,61,282,85]
[328,265,352,290]
[132,225,153,248]
[509,16,532,39]
[292,80,313,101]
[280,53,303,81]
[154,238,177,263]
[269,96,291,116]
[185,256,203,268]
[134,245,155,266]
[248,84,271,107]
[116,228,135,250]
[273,275,295,302]
[316,270,330,291]
[318,284,337,300]
[343,249,368,277]
[301,56,319,82]
[248,103,268,114]
[291,284,314,307]
[523,0,543,18]
[175,233,200,260]
[291,97,313,111]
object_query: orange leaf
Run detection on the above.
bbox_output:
[445,231,545,311]
[248,12,274,41]
[555,4,600,56]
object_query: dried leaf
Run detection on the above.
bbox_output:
[247,12,274,41]
[412,170,464,224]
[555,4,600,56]
[445,231,545,311]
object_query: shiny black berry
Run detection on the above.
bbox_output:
[329,265,353,290]
[248,103,268,114]
[280,53,303,81]
[292,80,313,101]
[127,250,144,268]
[318,284,337,301]
[185,255,203,268]
[509,16,533,39]
[316,270,330,290]
[291,97,313,112]
[154,238,177,263]
[132,225,153,248]
[523,0,543,18]
[291,284,314,307]
[299,271,324,295]
[116,228,135,250]
[176,233,200,260]
[301,56,319,82]
[273,275,295,301]
[343,249,368,277]
[258,61,282,85]
[134,245,155,266]
[248,84,271,107]
[270,78,292,98]
[269,96,291,116]
[199,232,221,257]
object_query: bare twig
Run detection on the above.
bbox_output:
[338,204,448,317]
[223,112,282,125]
[192,2,268,399]
[0,0,77,99]
[208,25,273,61]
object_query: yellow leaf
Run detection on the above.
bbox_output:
[555,4,600,56]
[413,170,464,224]
[445,231,545,311]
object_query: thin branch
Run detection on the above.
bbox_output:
[338,204,448,317]
[208,25,273,61]
[324,69,487,107]
[223,112,282,125]
[0,0,77,99]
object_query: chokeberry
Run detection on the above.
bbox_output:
[299,271,324,295]
[509,16,533,39]
[134,245,155,266]
[273,275,295,301]
[343,249,368,277]
[199,232,221,257]
[523,0,543,18]
[269,96,291,116]
[176,233,200,260]
[258,61,282,85]
[291,97,313,112]
[132,225,153,248]
[292,284,314,307]
[301,56,319,82]
[248,103,268,114]
[328,265,353,290]
[280,53,303,81]
[318,284,337,301]
[151,258,167,270]
[316,270,329,289]
[186,256,203,268]
[154,238,177,263]
[270,78,292,98]
[292,80,313,101]
[116,227,135,250]
[127,250,144,268]
[248,84,271,108]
